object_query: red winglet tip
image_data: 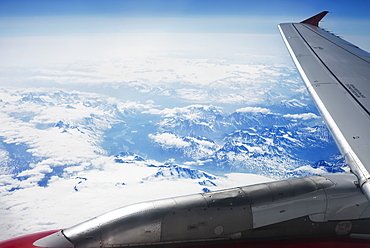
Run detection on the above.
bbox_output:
[300,11,329,27]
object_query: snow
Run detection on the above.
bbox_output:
[0,31,345,241]
[0,156,274,239]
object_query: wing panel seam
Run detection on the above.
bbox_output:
[292,23,370,117]
[301,24,370,65]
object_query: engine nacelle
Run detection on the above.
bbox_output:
[35,174,370,248]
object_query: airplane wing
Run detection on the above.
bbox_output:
[278,12,370,201]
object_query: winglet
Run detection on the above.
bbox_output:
[300,11,329,27]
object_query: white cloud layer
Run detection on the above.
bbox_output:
[236,106,271,114]
[149,133,191,148]
[0,154,273,240]
[0,32,306,106]
[0,28,330,242]
[283,113,320,120]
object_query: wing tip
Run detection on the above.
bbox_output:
[300,11,329,27]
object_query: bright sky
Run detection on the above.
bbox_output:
[0,0,369,69]
[1,0,370,18]
[1,0,370,36]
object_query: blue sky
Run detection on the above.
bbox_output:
[1,0,370,37]
[1,0,369,18]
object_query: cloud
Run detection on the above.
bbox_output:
[144,108,176,117]
[236,107,271,114]
[283,113,320,120]
[0,155,273,240]
[0,33,296,107]
[0,23,340,242]
[145,104,223,118]
[149,133,191,148]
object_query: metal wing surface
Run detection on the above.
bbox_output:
[278,12,370,200]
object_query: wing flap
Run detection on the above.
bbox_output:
[278,14,370,200]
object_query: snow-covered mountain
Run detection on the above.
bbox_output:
[0,65,345,240]
[0,27,352,241]
[146,104,343,177]
[0,88,345,193]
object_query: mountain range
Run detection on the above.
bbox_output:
[0,87,346,193]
